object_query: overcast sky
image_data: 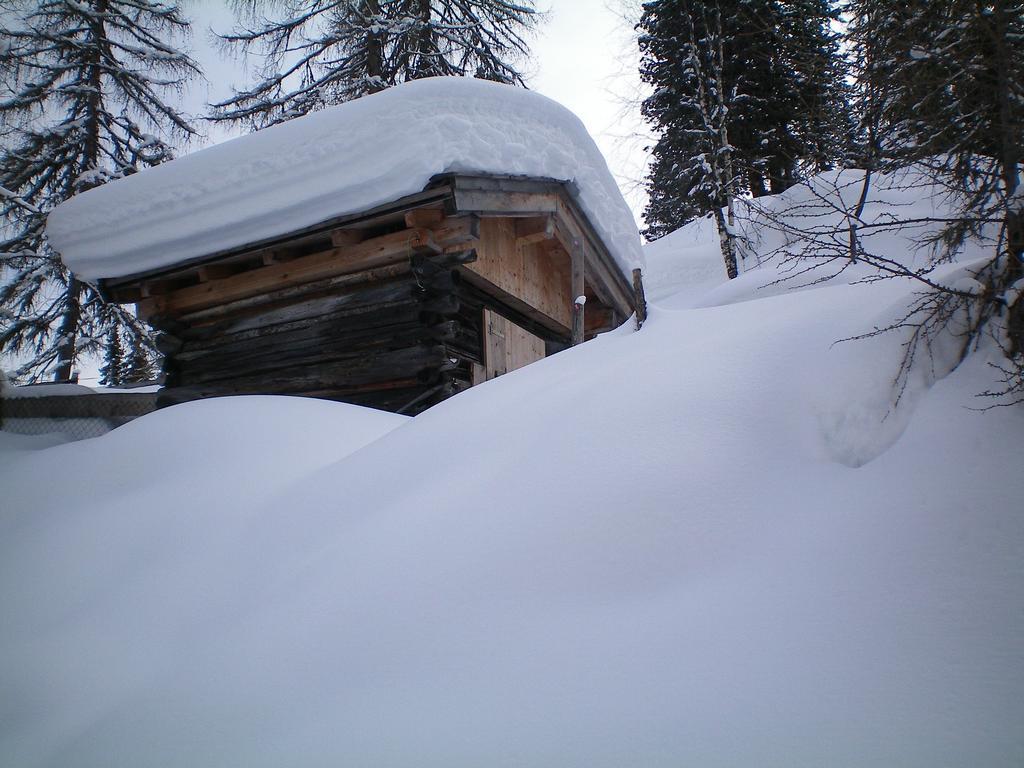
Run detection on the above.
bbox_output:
[183,1,652,222]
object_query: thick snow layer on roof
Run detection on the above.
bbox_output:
[46,77,644,282]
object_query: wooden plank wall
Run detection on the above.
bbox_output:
[481,308,546,380]
[464,219,572,330]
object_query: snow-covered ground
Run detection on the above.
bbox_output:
[3,171,1022,766]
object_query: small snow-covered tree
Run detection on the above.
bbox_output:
[98,330,125,387]
[210,0,538,129]
[0,0,201,383]
[123,334,155,384]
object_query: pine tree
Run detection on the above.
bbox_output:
[210,0,538,130]
[846,0,1024,399]
[123,334,155,384]
[638,0,851,238]
[639,0,742,273]
[98,330,125,387]
[0,0,200,383]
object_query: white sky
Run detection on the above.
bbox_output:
[182,0,651,221]
[529,1,651,219]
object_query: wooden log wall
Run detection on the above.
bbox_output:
[157,250,481,414]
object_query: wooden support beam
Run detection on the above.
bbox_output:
[551,197,633,321]
[330,229,365,247]
[140,276,193,298]
[430,215,480,248]
[514,215,555,246]
[197,263,245,282]
[139,218,480,320]
[570,236,585,346]
[632,268,648,329]
[453,188,559,217]
[404,207,445,228]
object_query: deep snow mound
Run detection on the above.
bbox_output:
[4,166,1023,768]
[1,259,1022,766]
[645,167,999,466]
[641,215,727,304]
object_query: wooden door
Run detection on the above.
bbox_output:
[475,308,545,383]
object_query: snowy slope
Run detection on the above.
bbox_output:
[641,214,728,303]
[46,77,644,281]
[4,172,1023,767]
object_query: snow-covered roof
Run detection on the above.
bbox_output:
[46,77,644,282]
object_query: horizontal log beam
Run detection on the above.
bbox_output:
[175,320,460,382]
[181,277,423,341]
[515,215,556,246]
[174,263,412,327]
[453,188,559,217]
[165,344,453,396]
[139,217,480,320]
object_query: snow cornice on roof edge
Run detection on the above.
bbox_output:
[45,77,644,283]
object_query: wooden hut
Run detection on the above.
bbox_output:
[47,79,645,414]
[102,174,640,413]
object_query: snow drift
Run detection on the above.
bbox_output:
[45,77,644,281]
[4,169,1023,767]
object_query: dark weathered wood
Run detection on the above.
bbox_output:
[174,263,412,326]
[197,263,246,282]
[182,277,423,341]
[330,229,365,247]
[632,268,648,329]
[409,247,478,274]
[584,305,615,335]
[183,302,425,356]
[140,275,196,298]
[456,280,570,344]
[154,331,183,355]
[175,320,460,383]
[168,344,453,395]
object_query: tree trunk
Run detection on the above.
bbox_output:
[413,0,434,78]
[364,0,385,91]
[713,206,739,280]
[990,0,1023,356]
[53,278,82,382]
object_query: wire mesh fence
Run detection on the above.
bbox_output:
[0,391,158,443]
